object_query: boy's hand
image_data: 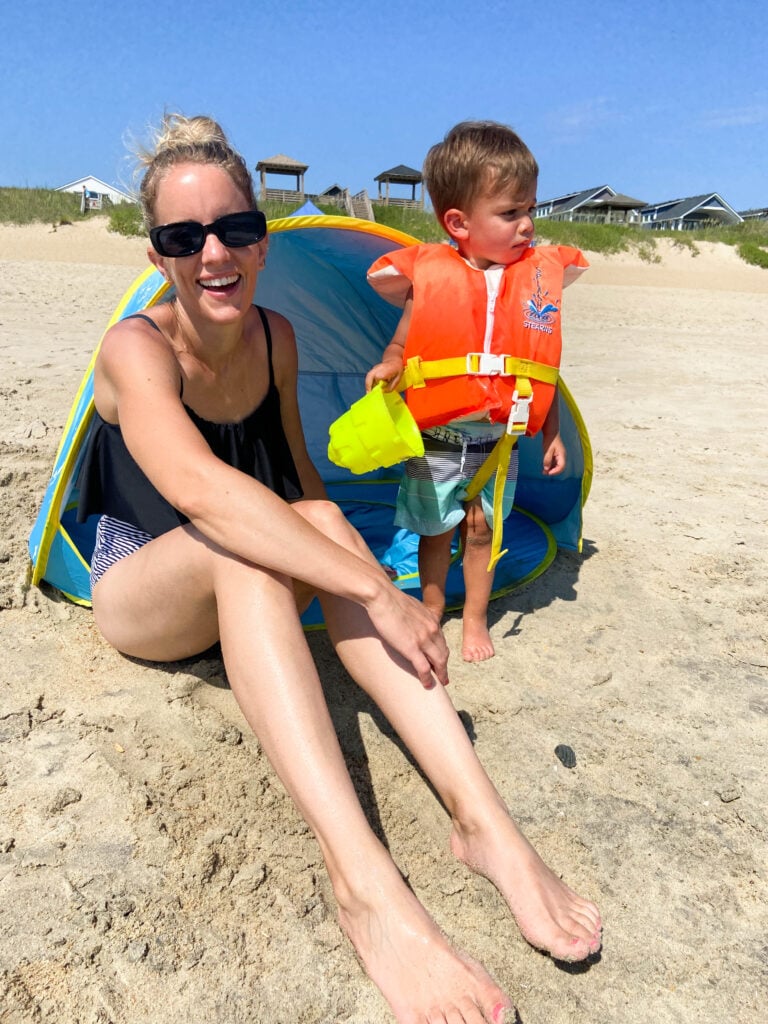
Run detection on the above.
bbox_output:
[542,432,567,476]
[365,360,403,393]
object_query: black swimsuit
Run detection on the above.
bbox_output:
[77,307,303,584]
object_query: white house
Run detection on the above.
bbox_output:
[56,176,133,210]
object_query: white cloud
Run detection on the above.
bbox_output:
[703,105,768,128]
[545,98,626,140]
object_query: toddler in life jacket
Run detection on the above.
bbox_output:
[366,120,587,662]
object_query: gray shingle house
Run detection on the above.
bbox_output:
[640,193,742,230]
[536,185,646,225]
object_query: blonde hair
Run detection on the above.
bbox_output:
[423,121,538,225]
[137,113,257,230]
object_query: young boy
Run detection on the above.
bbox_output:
[365,120,587,662]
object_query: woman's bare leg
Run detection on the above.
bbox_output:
[326,590,601,961]
[297,505,602,964]
[92,520,512,1023]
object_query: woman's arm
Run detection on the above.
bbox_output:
[96,317,447,686]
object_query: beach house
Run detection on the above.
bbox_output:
[56,176,132,210]
[535,186,646,225]
[640,193,743,230]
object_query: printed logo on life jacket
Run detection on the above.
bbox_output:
[523,268,559,334]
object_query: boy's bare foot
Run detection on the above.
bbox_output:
[462,616,496,662]
[337,860,514,1023]
[451,811,602,962]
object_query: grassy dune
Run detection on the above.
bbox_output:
[3,186,766,267]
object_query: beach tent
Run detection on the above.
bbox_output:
[291,199,324,217]
[28,215,592,625]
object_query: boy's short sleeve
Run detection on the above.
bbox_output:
[367,245,423,307]
[554,245,589,287]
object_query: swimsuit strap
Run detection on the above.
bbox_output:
[124,312,162,332]
[123,313,182,395]
[255,306,275,388]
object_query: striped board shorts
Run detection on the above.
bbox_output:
[394,426,519,536]
[90,515,154,589]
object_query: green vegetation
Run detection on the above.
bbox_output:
[262,199,347,219]
[532,219,635,255]
[108,201,143,237]
[737,241,768,269]
[0,186,87,225]
[3,187,766,268]
[370,204,444,242]
[535,217,768,268]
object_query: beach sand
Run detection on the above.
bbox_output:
[1,219,766,1023]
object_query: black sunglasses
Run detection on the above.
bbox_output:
[150,210,267,257]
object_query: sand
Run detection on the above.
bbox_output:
[1,219,766,1023]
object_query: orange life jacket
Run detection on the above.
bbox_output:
[367,243,588,434]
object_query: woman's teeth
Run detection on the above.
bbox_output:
[200,274,239,289]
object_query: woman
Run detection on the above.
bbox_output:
[78,114,601,1024]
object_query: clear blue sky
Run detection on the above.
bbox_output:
[2,0,766,212]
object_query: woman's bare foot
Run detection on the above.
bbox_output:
[451,811,602,962]
[462,615,495,662]
[336,859,514,1023]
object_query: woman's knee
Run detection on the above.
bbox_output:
[293,499,360,545]
[293,498,342,527]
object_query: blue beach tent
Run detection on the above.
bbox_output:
[28,215,592,625]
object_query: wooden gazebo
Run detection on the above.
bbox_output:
[255,154,309,203]
[374,164,424,207]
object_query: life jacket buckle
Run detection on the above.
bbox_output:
[506,390,532,435]
[466,352,510,376]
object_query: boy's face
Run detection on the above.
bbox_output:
[444,180,537,270]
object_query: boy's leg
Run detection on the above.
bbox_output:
[459,440,519,662]
[460,497,496,661]
[395,438,466,623]
[418,529,455,620]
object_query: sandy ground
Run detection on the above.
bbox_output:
[1,218,767,1023]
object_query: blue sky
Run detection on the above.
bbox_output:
[2,0,766,212]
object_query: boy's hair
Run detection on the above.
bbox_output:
[423,121,538,223]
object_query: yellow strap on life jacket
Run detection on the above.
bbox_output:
[401,354,559,391]
[463,377,534,572]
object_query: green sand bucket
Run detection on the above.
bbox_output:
[328,384,425,474]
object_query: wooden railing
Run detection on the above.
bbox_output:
[376,197,422,209]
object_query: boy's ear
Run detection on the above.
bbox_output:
[442,208,469,241]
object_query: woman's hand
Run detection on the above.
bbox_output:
[365,583,449,689]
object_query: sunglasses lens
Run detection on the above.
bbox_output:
[153,222,204,257]
[218,211,267,247]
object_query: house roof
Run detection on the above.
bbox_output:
[56,176,133,201]
[641,193,742,222]
[374,164,422,183]
[255,154,309,172]
[539,185,645,213]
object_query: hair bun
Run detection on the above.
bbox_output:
[155,113,228,154]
